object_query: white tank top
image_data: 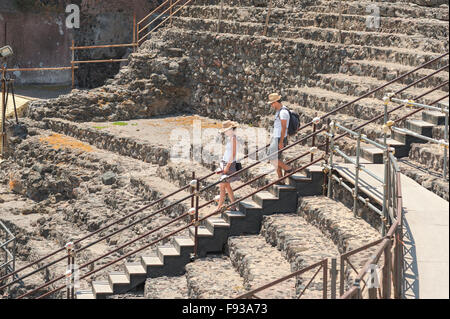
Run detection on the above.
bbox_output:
[222,135,238,162]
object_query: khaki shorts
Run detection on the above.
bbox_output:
[267,137,288,162]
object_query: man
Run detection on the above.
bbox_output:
[267,93,293,184]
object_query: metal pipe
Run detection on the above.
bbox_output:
[444,112,448,179]
[391,126,449,147]
[236,259,327,299]
[327,122,335,198]
[5,66,79,72]
[390,97,449,114]
[139,0,191,42]
[311,123,317,162]
[71,43,137,50]
[330,258,337,299]
[194,176,199,259]
[323,259,328,299]
[217,0,224,33]
[333,148,384,184]
[263,0,273,36]
[335,122,387,150]
[394,93,449,124]
[73,59,128,64]
[353,133,361,217]
[331,175,383,216]
[138,0,170,25]
[382,149,388,236]
[71,40,75,89]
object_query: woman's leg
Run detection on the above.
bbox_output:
[224,182,237,209]
[218,182,226,208]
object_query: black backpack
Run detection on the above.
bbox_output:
[279,106,300,136]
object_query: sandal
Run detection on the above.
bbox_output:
[229,205,239,211]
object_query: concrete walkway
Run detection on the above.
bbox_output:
[334,163,449,299]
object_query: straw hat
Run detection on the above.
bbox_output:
[220,120,238,133]
[267,93,282,104]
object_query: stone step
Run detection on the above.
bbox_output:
[361,146,384,164]
[260,213,340,298]
[176,5,449,38]
[299,12,449,38]
[376,137,409,158]
[397,158,449,201]
[406,119,436,137]
[309,0,449,21]
[92,280,114,299]
[409,142,449,172]
[228,235,297,298]
[339,60,449,91]
[313,73,447,104]
[124,262,147,288]
[75,290,96,299]
[432,125,448,141]
[287,86,388,121]
[145,275,189,299]
[282,27,448,54]
[185,256,248,298]
[298,196,382,292]
[422,110,447,125]
[108,272,131,294]
[165,23,448,72]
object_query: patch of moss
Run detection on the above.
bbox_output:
[93,126,107,130]
[131,123,138,126]
[112,122,129,126]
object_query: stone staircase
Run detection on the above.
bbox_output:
[360,104,448,164]
[75,165,324,299]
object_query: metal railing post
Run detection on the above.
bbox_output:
[327,122,335,198]
[339,255,345,296]
[263,0,273,36]
[217,0,224,33]
[1,66,6,157]
[311,123,317,162]
[194,175,200,259]
[353,132,361,217]
[353,278,361,299]
[383,241,392,299]
[65,242,72,299]
[338,0,342,43]
[322,259,328,299]
[444,112,448,179]
[133,11,137,52]
[330,258,337,299]
[71,40,75,90]
[170,0,173,27]
[382,149,388,236]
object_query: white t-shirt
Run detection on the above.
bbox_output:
[273,107,290,138]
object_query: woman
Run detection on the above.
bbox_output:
[216,120,241,211]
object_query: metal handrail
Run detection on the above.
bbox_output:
[15,127,326,298]
[27,157,325,299]
[390,97,449,114]
[138,0,194,44]
[236,259,328,299]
